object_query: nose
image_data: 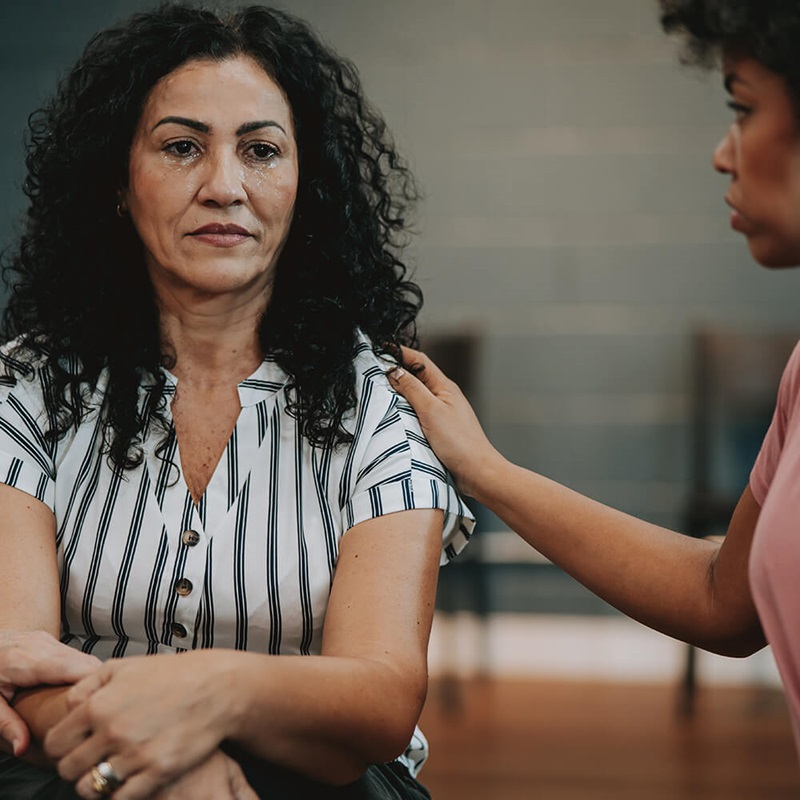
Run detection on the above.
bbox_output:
[712,126,735,175]
[197,150,247,207]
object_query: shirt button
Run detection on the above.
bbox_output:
[171,622,187,639]
[174,578,193,597]
[182,529,200,546]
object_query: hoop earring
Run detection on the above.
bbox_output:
[116,202,127,218]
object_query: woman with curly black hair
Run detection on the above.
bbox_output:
[392,0,800,763]
[0,4,472,799]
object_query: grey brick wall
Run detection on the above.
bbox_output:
[3,1,799,613]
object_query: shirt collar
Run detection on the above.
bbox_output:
[139,357,290,408]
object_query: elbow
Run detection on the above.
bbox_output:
[695,622,767,658]
[346,677,428,781]
[319,663,429,786]
[321,726,412,787]
[360,709,425,770]
[707,636,767,659]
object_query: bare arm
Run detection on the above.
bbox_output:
[47,508,444,798]
[389,348,764,657]
[0,484,99,760]
[231,507,443,775]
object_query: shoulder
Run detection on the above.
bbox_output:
[771,341,800,428]
[0,337,105,419]
[343,332,475,560]
[351,330,397,390]
[780,341,800,394]
[750,340,800,504]
[347,331,406,414]
[0,338,52,401]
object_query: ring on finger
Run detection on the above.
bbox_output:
[90,760,124,796]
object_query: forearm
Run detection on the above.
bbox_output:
[219,651,425,785]
[44,511,440,796]
[475,455,764,654]
[11,685,72,768]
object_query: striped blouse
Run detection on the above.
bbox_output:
[0,333,473,775]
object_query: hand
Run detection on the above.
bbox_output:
[149,750,258,800]
[45,651,239,800]
[0,630,100,757]
[388,346,503,497]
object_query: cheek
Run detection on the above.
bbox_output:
[258,177,298,224]
[768,149,800,229]
[128,156,188,216]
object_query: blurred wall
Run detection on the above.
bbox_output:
[2,1,800,611]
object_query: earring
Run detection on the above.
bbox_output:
[116,202,127,218]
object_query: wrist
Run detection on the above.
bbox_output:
[10,685,72,766]
[189,649,251,742]
[465,448,511,505]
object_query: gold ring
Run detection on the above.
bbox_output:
[90,766,112,797]
[90,760,123,796]
[95,761,123,789]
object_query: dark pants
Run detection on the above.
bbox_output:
[0,753,432,800]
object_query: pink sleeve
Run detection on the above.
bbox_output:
[750,342,800,505]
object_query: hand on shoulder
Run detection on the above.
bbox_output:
[388,346,504,498]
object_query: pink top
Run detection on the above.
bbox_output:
[750,341,800,755]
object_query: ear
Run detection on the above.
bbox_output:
[116,189,129,218]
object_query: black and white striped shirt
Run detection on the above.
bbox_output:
[0,333,473,775]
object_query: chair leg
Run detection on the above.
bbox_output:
[677,642,697,716]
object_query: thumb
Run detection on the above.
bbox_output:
[0,701,31,757]
[229,763,259,800]
[35,652,101,687]
[387,365,439,414]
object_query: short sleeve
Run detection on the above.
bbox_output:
[0,364,57,509]
[340,341,474,564]
[750,341,800,505]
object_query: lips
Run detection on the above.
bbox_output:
[190,223,253,236]
[188,223,254,247]
[724,196,748,233]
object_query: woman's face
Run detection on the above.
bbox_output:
[714,54,800,267]
[122,56,298,303]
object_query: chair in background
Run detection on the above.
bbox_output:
[679,326,799,715]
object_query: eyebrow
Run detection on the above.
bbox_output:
[724,73,743,93]
[151,116,287,136]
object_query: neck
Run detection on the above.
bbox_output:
[157,287,268,388]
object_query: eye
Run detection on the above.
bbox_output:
[164,139,198,157]
[246,142,279,161]
[727,100,751,121]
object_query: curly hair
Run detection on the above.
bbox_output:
[1,3,422,467]
[660,0,800,111]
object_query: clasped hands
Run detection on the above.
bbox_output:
[45,650,256,799]
[1,633,256,799]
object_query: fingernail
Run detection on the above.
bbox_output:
[11,738,22,757]
[388,367,405,379]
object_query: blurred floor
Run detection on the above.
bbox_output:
[418,678,800,800]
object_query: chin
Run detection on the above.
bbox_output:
[747,239,800,269]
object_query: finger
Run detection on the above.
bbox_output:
[35,651,102,687]
[66,670,107,710]
[398,346,453,392]
[0,702,30,757]
[44,703,95,761]
[56,731,120,783]
[46,666,113,760]
[73,758,128,800]
[228,761,259,800]
[387,364,440,415]
[97,763,172,800]
[2,631,101,688]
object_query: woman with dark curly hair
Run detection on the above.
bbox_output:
[392,0,800,762]
[0,4,472,799]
